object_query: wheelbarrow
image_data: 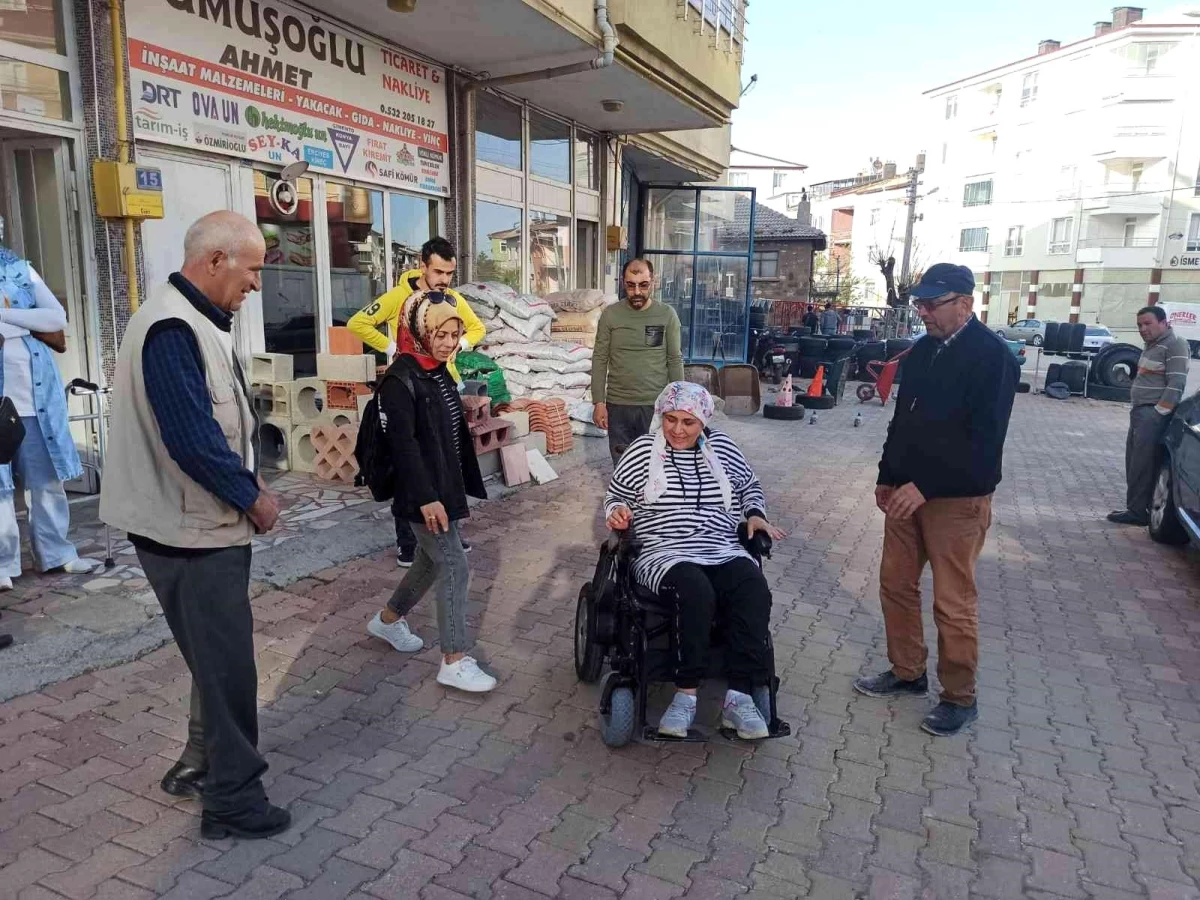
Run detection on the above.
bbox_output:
[856,347,912,406]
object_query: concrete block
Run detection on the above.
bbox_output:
[463,395,491,426]
[498,411,530,438]
[500,443,530,487]
[250,352,294,384]
[522,431,547,457]
[357,392,372,416]
[477,448,502,479]
[311,424,360,484]
[250,382,291,420]
[317,353,375,383]
[258,418,291,471]
[289,378,326,424]
[327,326,364,355]
[318,407,360,428]
[327,381,372,410]
[289,425,317,474]
[470,418,513,455]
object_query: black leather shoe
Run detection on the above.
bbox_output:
[921,701,979,736]
[853,670,928,698]
[200,803,291,840]
[160,762,206,800]
[1107,510,1149,526]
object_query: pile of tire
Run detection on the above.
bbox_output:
[795,336,827,378]
[1087,342,1139,402]
[856,341,887,382]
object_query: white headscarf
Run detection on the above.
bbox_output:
[644,381,733,511]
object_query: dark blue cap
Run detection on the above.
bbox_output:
[909,263,975,300]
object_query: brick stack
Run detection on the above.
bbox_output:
[464,395,515,458]
[310,424,359,484]
[497,398,574,456]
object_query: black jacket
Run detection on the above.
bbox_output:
[379,355,486,523]
[878,317,1018,500]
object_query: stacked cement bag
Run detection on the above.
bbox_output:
[546,289,614,349]
[461,281,596,401]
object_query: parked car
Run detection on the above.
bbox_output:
[1149,390,1200,548]
[1082,325,1117,352]
[995,318,1046,346]
[1003,339,1028,367]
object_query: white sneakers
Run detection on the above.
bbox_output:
[367,613,496,693]
[366,612,424,652]
[0,577,11,592]
[437,656,496,693]
[62,559,101,575]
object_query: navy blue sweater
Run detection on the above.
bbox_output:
[878,317,1018,500]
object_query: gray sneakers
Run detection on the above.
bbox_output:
[657,692,697,738]
[722,689,770,740]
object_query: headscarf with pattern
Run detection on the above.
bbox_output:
[398,289,464,371]
[644,381,732,511]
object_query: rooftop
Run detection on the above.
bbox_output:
[732,198,827,247]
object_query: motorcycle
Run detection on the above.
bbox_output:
[752,328,791,385]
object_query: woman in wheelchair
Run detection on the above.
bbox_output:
[604,382,786,740]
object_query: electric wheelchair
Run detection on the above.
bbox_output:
[574,523,791,747]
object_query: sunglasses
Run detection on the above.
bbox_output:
[426,291,457,307]
[913,293,961,312]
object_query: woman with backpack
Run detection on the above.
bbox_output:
[364,289,496,693]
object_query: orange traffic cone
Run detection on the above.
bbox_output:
[807,365,825,397]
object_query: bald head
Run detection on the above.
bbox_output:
[179,211,266,313]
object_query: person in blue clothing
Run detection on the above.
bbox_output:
[0,216,99,591]
[853,263,1018,737]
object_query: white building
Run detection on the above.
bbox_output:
[919,5,1200,341]
[725,148,808,215]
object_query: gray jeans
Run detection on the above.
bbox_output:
[388,521,471,653]
[1126,404,1171,518]
[607,403,656,465]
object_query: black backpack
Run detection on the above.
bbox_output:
[354,368,413,502]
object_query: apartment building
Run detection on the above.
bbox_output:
[920,5,1200,338]
[724,148,808,215]
[0,0,749,436]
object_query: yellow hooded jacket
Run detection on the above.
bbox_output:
[346,269,486,383]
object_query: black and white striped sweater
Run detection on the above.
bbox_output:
[604,430,768,592]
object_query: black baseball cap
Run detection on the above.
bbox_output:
[910,263,975,300]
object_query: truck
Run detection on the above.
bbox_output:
[1156,302,1200,359]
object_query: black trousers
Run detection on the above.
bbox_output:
[136,543,267,815]
[1126,405,1171,518]
[607,403,656,465]
[659,557,773,694]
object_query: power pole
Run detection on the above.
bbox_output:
[898,165,920,290]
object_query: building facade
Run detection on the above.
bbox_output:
[0,0,747,482]
[920,6,1200,340]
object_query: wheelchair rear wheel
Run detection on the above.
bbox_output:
[600,686,636,747]
[574,584,604,683]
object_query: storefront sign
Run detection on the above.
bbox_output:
[127,0,449,197]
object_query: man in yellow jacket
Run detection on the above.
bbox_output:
[347,236,485,384]
[348,237,485,566]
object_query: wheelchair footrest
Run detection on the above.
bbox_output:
[716,719,792,742]
[641,725,708,743]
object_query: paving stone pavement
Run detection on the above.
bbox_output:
[2,389,1200,899]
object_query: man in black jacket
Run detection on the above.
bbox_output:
[853,264,1018,737]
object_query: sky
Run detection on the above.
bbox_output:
[731,0,1167,185]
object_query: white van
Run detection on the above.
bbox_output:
[1157,302,1200,359]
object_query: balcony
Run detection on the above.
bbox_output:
[1076,237,1158,267]
[1093,126,1171,165]
[1080,191,1164,217]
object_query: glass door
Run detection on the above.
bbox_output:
[641,186,756,363]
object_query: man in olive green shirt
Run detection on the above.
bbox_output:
[592,258,684,463]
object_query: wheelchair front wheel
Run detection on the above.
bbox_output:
[600,686,636,747]
[574,585,604,683]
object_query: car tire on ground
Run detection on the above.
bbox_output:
[1149,456,1190,546]
[1015,382,1031,394]
[1095,344,1141,387]
[1045,363,1063,386]
[600,686,636,747]
[763,403,806,420]
[795,395,836,410]
[1060,361,1088,394]
[1085,382,1132,403]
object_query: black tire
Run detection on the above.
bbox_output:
[1059,361,1088,394]
[1045,363,1062,386]
[856,383,876,403]
[826,337,857,356]
[1031,333,1044,347]
[1150,455,1190,546]
[798,337,827,357]
[856,343,886,382]
[1086,382,1132,402]
[1095,345,1140,387]
[886,339,913,359]
[994,328,1008,340]
[1015,381,1031,394]
[574,585,603,683]
[1066,322,1086,354]
[600,686,636,747]
[1043,322,1061,353]
[795,395,835,410]
[763,403,805,420]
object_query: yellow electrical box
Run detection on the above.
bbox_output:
[92,161,165,219]
[606,225,627,252]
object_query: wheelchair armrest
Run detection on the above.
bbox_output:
[737,521,772,560]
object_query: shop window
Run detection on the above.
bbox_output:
[257,172,320,377]
[575,131,600,191]
[530,111,570,184]
[475,199,522,290]
[388,192,439,280]
[529,210,570,294]
[326,184,386,333]
[646,188,696,252]
[476,92,522,171]
[0,57,70,121]
[576,220,598,289]
[0,0,67,55]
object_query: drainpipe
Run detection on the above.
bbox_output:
[108,0,140,313]
[460,0,617,279]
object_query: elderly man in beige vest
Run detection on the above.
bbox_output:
[101,211,289,840]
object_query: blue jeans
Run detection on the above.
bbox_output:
[0,417,80,576]
[387,521,471,654]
